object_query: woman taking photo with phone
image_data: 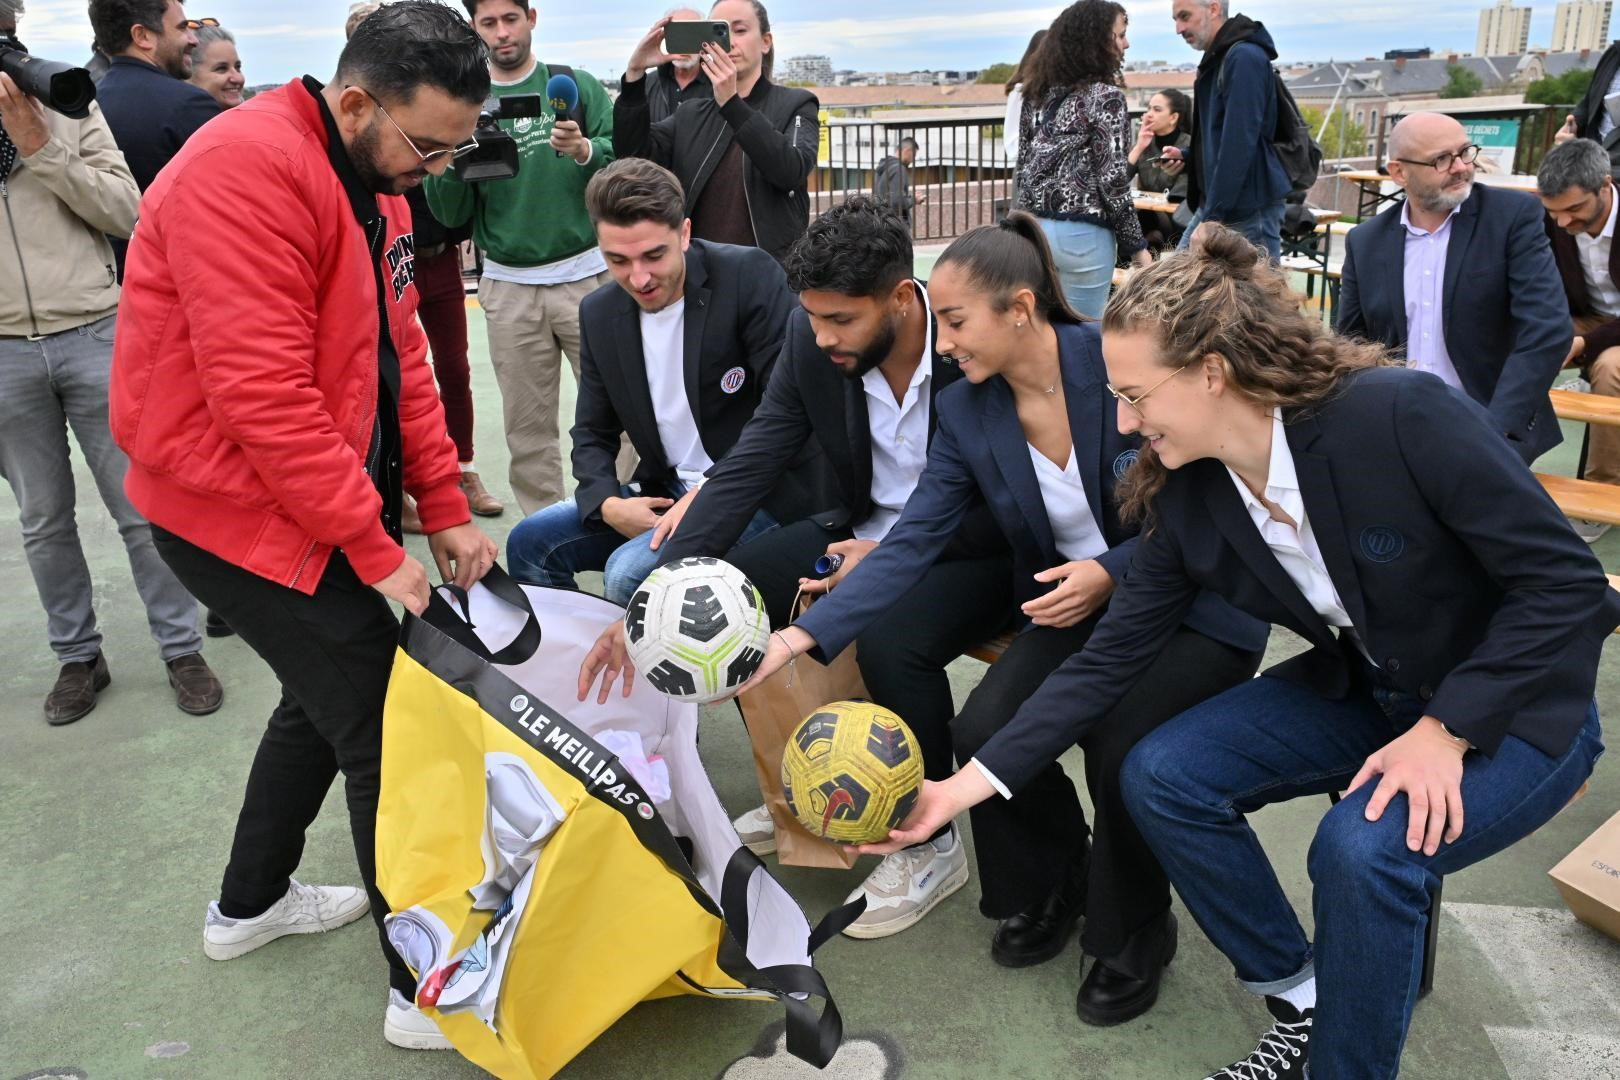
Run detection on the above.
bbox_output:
[738,213,1268,1025]
[1126,89,1191,250]
[1013,0,1151,317]
[858,226,1614,1079]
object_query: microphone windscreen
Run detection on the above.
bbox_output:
[546,73,579,114]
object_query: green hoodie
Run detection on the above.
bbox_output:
[425,63,614,268]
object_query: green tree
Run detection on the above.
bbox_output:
[1440,63,1485,99]
[1525,67,1595,106]
[977,63,1016,85]
[1299,105,1369,160]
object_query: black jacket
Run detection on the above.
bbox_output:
[1337,183,1570,464]
[96,56,220,276]
[794,321,1268,662]
[1185,16,1290,220]
[571,239,826,526]
[614,75,819,263]
[645,62,713,124]
[1571,42,1620,168]
[1546,208,1620,365]
[874,155,912,222]
[658,281,1003,564]
[974,368,1620,793]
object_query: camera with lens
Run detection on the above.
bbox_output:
[456,92,544,183]
[0,33,97,119]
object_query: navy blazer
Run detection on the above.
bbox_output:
[570,240,826,527]
[796,322,1269,661]
[976,367,1620,794]
[1336,183,1571,464]
[658,283,1002,565]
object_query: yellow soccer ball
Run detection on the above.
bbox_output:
[780,701,924,844]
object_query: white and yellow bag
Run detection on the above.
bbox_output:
[376,568,852,1080]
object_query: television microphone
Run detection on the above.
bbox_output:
[546,72,579,158]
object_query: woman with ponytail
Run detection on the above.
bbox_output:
[739,213,1267,1021]
[857,225,1615,1079]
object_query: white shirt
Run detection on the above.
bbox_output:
[482,247,608,287]
[1028,445,1108,562]
[854,286,934,541]
[1225,413,1366,649]
[1576,188,1620,319]
[1399,200,1466,393]
[1599,67,1620,140]
[640,302,714,487]
[1004,85,1025,166]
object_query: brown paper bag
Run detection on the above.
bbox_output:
[736,591,864,869]
[1549,806,1620,944]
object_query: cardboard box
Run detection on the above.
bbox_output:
[1549,807,1620,943]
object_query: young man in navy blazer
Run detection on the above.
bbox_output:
[1337,112,1570,466]
[581,198,1015,940]
[505,158,820,604]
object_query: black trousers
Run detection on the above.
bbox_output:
[152,529,414,995]
[727,518,1015,782]
[951,621,1263,965]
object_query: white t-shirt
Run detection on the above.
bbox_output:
[855,285,935,541]
[1027,444,1108,562]
[640,302,714,487]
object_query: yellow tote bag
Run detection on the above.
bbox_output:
[376,569,853,1080]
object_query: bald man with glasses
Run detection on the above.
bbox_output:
[1337,111,1570,466]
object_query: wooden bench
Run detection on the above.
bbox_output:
[1537,473,1620,526]
[1551,387,1620,427]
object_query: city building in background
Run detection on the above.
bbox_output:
[1552,0,1614,52]
[1479,0,1533,55]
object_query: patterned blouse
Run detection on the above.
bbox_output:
[1013,81,1146,255]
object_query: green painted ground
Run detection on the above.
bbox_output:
[3,292,1618,1080]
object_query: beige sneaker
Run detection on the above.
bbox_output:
[841,826,969,939]
[732,803,777,857]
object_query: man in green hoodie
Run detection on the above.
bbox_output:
[428,0,615,514]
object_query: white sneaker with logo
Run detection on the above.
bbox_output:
[840,826,969,939]
[732,803,777,857]
[202,880,370,961]
[385,989,453,1051]
[1570,517,1612,544]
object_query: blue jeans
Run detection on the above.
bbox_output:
[1177,202,1285,261]
[1035,218,1116,319]
[505,483,778,606]
[1121,673,1603,1080]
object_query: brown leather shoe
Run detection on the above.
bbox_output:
[459,471,504,517]
[402,494,423,535]
[167,653,224,716]
[45,653,111,726]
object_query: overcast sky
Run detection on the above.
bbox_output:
[12,1,1595,85]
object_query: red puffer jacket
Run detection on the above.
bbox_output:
[111,80,469,593]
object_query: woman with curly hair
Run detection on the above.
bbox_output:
[856,225,1613,1077]
[1014,0,1150,317]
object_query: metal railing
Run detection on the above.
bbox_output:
[808,114,1016,243]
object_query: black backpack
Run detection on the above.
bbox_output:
[1218,50,1323,197]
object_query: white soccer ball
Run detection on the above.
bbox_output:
[624,557,771,703]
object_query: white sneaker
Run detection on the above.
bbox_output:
[1570,517,1612,544]
[385,988,453,1051]
[202,880,370,961]
[840,826,969,939]
[732,803,777,857]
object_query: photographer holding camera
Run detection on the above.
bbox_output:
[426,0,617,516]
[0,0,221,725]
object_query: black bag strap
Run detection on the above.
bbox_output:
[420,564,543,666]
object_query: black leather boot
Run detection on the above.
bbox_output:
[990,856,1088,968]
[1076,910,1178,1026]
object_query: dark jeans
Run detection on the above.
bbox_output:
[415,244,474,463]
[152,528,414,995]
[1121,674,1604,1080]
[951,623,1262,963]
[726,518,1015,783]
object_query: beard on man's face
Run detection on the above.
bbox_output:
[350,119,424,196]
[840,314,899,380]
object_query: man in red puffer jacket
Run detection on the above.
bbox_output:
[110,1,497,1049]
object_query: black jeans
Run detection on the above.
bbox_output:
[727,518,1016,782]
[152,528,414,995]
[951,621,1263,966]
